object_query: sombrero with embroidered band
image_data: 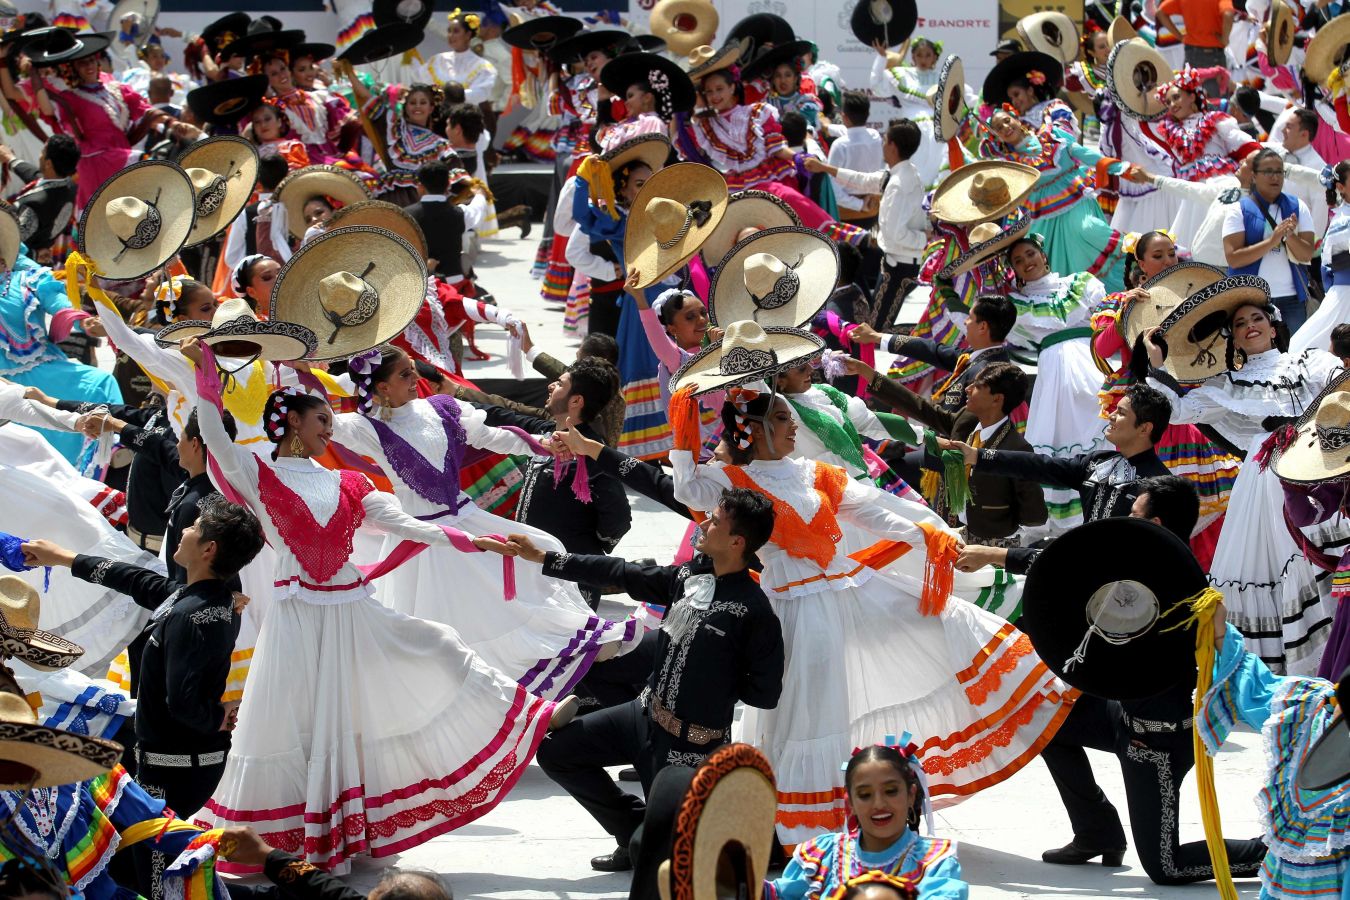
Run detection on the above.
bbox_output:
[1144,273,1271,383]
[982,50,1065,107]
[274,164,372,240]
[624,161,728,290]
[600,52,697,118]
[269,225,428,361]
[683,40,745,83]
[155,295,317,361]
[0,576,83,673]
[1021,517,1206,700]
[709,226,838,329]
[648,0,718,58]
[326,199,428,259]
[0,679,122,790]
[740,39,814,84]
[1273,368,1350,485]
[937,214,1032,279]
[1017,11,1079,65]
[199,11,250,54]
[78,160,195,282]
[929,159,1039,226]
[186,73,267,127]
[0,201,20,272]
[502,15,583,52]
[1305,13,1350,83]
[1267,0,1297,66]
[1107,37,1172,120]
[670,320,825,397]
[337,21,425,66]
[1116,261,1227,379]
[219,19,304,62]
[177,135,259,248]
[933,55,966,142]
[654,743,778,900]
[373,0,433,31]
[699,189,799,268]
[23,26,109,64]
[849,0,917,49]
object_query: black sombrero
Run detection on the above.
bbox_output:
[186,74,267,127]
[502,15,583,52]
[741,38,813,83]
[727,12,795,64]
[199,11,250,54]
[849,0,918,49]
[291,41,335,63]
[373,0,434,31]
[548,28,629,64]
[338,21,425,66]
[219,20,304,62]
[1021,517,1207,700]
[24,27,109,64]
[600,52,696,118]
[982,50,1064,107]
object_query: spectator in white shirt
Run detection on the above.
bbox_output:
[1266,107,1329,238]
[826,92,884,216]
[1223,147,1317,333]
[806,118,927,330]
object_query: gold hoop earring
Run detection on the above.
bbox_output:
[290,433,304,457]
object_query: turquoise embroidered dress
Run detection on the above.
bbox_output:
[765,828,968,899]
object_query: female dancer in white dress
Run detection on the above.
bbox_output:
[1290,161,1350,355]
[666,365,1072,848]
[1004,234,1109,534]
[330,345,645,698]
[1144,297,1341,675]
[185,339,568,870]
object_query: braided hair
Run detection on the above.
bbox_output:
[720,388,774,464]
[347,346,406,416]
[262,387,327,460]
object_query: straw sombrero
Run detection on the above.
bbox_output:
[709,226,838,328]
[338,22,425,65]
[1117,261,1226,380]
[982,50,1065,107]
[699,189,799,268]
[269,226,428,361]
[0,201,20,272]
[156,295,317,361]
[1297,666,1348,792]
[326,200,428,259]
[600,132,672,178]
[600,53,696,117]
[1273,368,1350,485]
[624,162,727,290]
[0,684,122,790]
[741,38,813,84]
[274,165,372,240]
[848,0,917,49]
[548,28,629,64]
[657,744,778,900]
[929,160,1039,226]
[78,160,196,282]
[1305,13,1350,83]
[649,0,718,57]
[1268,0,1296,67]
[1147,273,1270,382]
[0,577,84,672]
[178,135,259,247]
[669,320,824,396]
[1017,11,1079,65]
[1021,517,1205,700]
[683,41,744,82]
[24,27,109,64]
[1107,16,1138,46]
[937,214,1032,279]
[186,73,267,126]
[1107,37,1172,120]
[933,55,966,143]
[502,15,582,52]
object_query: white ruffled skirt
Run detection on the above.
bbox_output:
[740,546,1072,848]
[194,589,556,871]
[1209,433,1339,675]
[1289,282,1350,356]
[373,502,648,699]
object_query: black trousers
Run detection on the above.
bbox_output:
[136,757,227,818]
[1042,695,1267,885]
[588,285,624,340]
[536,698,717,848]
[872,258,921,331]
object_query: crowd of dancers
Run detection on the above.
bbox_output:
[0,0,1347,898]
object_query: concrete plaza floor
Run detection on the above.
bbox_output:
[235,229,1272,899]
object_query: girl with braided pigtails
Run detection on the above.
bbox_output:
[665,327,1074,848]
[343,80,452,206]
[327,344,646,695]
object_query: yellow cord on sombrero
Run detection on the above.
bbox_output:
[1160,585,1240,900]
[576,155,619,220]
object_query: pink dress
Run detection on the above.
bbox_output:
[46,75,149,208]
